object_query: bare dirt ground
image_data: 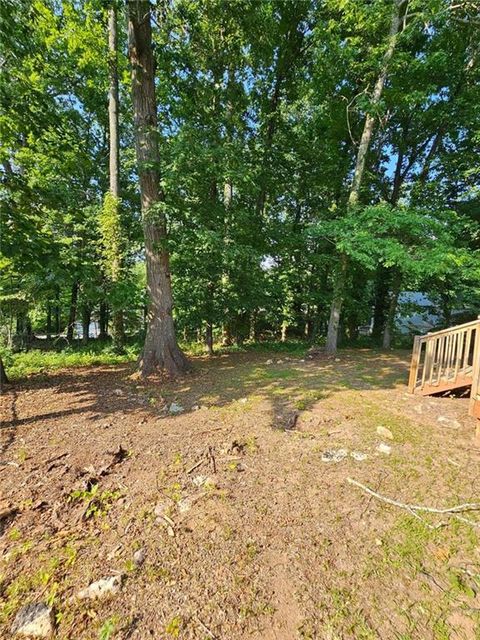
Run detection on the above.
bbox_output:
[1,349,480,640]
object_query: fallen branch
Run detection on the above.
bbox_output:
[208,446,217,474]
[347,477,480,517]
[186,459,203,474]
[197,618,217,640]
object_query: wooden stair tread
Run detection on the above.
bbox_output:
[416,374,473,396]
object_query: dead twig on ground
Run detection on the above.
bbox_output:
[208,446,217,474]
[197,618,217,640]
[347,478,480,526]
[186,459,203,474]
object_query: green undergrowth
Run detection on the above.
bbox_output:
[4,337,402,382]
[5,344,138,380]
[3,339,311,381]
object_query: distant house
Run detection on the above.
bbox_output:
[396,292,440,335]
[358,292,444,338]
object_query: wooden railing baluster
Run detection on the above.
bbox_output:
[408,317,480,418]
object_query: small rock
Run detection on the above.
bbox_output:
[276,359,283,364]
[76,575,122,600]
[376,443,391,455]
[107,544,123,560]
[265,359,273,365]
[11,603,54,638]
[192,475,214,488]
[238,397,248,404]
[169,402,184,415]
[335,358,341,362]
[113,388,124,396]
[299,359,305,363]
[191,404,200,411]
[321,449,348,463]
[133,548,146,566]
[437,415,461,429]
[154,499,174,518]
[350,451,367,461]
[376,426,393,440]
[177,497,194,514]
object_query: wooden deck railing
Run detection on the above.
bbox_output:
[408,316,480,417]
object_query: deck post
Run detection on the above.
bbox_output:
[408,335,421,393]
[469,317,480,422]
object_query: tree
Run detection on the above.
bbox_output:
[325,0,406,354]
[127,0,189,376]
[102,2,126,352]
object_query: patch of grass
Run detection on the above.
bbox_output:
[293,389,325,410]
[165,615,182,637]
[241,339,308,354]
[98,616,120,640]
[383,516,436,572]
[8,344,138,379]
[247,364,305,384]
[68,484,122,519]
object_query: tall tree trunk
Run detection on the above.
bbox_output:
[99,301,108,340]
[348,0,405,207]
[46,304,52,341]
[108,5,120,200]
[326,254,348,354]
[325,0,405,354]
[372,267,390,344]
[382,272,402,349]
[108,5,126,352]
[249,310,257,342]
[0,358,8,388]
[205,322,214,356]
[66,280,78,343]
[128,0,188,377]
[81,305,91,345]
[221,324,233,347]
[54,288,60,335]
[15,310,26,350]
[25,315,33,349]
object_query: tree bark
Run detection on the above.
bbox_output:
[205,322,214,356]
[108,5,126,352]
[348,0,406,207]
[99,301,108,340]
[325,0,405,354]
[66,280,78,343]
[221,324,233,347]
[372,267,390,344]
[249,310,257,342]
[128,0,188,377]
[382,272,402,349]
[0,358,8,388]
[326,254,348,354]
[108,5,120,199]
[54,288,60,335]
[46,303,52,341]
[81,305,91,345]
[15,310,27,350]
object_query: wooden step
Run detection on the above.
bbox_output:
[416,373,473,396]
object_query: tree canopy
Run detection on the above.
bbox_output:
[1,0,479,371]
